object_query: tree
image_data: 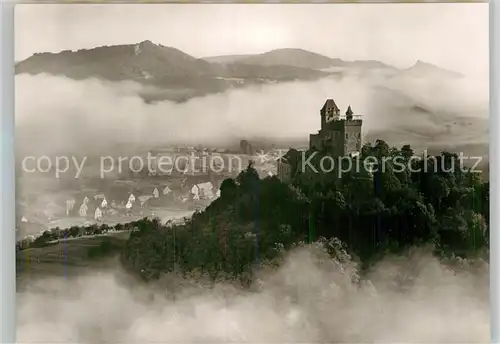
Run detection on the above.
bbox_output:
[284,148,301,177]
[236,161,260,192]
[220,178,237,200]
[18,141,486,286]
[374,139,390,157]
[401,144,414,160]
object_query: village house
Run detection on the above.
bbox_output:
[79,203,88,217]
[138,195,152,207]
[191,181,215,200]
[93,194,105,201]
[65,199,76,216]
[126,200,133,210]
[94,207,103,221]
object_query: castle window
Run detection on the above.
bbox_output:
[345,133,349,140]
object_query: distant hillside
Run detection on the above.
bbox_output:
[395,60,463,79]
[16,40,213,80]
[15,41,332,103]
[208,48,343,69]
[16,42,464,103]
[203,54,251,65]
[203,48,396,71]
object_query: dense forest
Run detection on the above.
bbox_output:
[20,140,489,285]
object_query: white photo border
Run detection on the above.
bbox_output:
[490,0,499,342]
[1,2,496,344]
[0,2,16,344]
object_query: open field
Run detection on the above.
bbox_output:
[16,204,197,282]
[16,231,131,285]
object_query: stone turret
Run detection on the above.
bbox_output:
[346,105,353,121]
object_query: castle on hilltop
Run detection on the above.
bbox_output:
[276,98,363,182]
[309,98,363,156]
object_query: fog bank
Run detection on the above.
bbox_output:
[15,70,488,157]
[17,245,489,343]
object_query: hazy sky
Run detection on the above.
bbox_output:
[15,3,488,76]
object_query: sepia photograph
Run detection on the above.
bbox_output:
[15,3,489,343]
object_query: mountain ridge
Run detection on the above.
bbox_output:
[399,59,463,78]
[203,48,397,71]
[16,41,463,103]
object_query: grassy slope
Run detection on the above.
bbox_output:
[16,231,130,282]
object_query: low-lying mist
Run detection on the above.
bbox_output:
[17,245,489,343]
[15,70,488,158]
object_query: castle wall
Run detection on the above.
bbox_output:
[321,130,343,157]
[277,161,292,182]
[309,133,322,150]
[344,120,362,155]
[323,119,344,132]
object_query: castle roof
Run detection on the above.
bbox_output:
[346,105,353,116]
[322,99,339,111]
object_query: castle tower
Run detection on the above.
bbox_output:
[343,105,362,156]
[346,105,353,121]
[320,99,340,128]
[310,99,362,156]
